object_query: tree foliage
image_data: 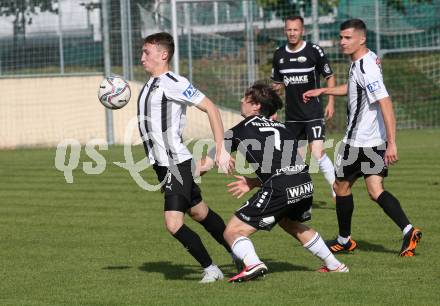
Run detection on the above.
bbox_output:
[0,0,58,38]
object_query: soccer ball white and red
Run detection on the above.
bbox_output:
[98,76,131,109]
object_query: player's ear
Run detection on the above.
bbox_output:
[359,32,366,45]
[254,103,262,113]
[161,50,169,62]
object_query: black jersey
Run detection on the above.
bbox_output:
[271,41,333,121]
[225,115,307,183]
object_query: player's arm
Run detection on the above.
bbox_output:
[303,84,348,103]
[227,175,261,199]
[378,97,398,166]
[196,97,235,174]
[271,50,284,96]
[324,75,336,120]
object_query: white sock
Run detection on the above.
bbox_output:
[304,232,342,270]
[318,154,336,195]
[337,235,350,245]
[231,236,262,267]
[403,224,413,236]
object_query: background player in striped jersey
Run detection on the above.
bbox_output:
[138,32,235,283]
[198,83,349,283]
[272,15,337,201]
[303,19,421,257]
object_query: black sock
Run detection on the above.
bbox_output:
[375,191,410,231]
[173,224,212,268]
[199,209,232,253]
[336,194,354,238]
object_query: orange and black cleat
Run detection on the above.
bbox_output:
[400,227,422,257]
[326,238,358,253]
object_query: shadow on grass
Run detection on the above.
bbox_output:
[102,265,132,270]
[355,240,396,254]
[260,259,312,273]
[138,261,201,280]
[138,259,311,280]
[312,200,335,210]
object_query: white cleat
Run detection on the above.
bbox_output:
[199,265,224,283]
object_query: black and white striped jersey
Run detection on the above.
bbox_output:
[271,41,334,121]
[345,50,388,147]
[137,71,205,166]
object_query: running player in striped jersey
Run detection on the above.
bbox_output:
[303,19,422,257]
[138,32,235,283]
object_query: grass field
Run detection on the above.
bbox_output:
[1,130,439,306]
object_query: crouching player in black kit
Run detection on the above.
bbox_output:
[197,83,348,283]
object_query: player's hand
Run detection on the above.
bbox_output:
[384,142,398,166]
[216,147,235,175]
[227,175,252,199]
[194,157,215,177]
[324,103,335,120]
[303,88,325,103]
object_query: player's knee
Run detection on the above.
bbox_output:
[333,181,342,194]
[333,180,350,196]
[311,148,324,161]
[367,188,383,201]
[187,201,208,222]
[164,218,183,235]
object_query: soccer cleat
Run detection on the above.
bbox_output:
[228,263,268,283]
[400,227,422,257]
[199,265,224,283]
[317,263,349,273]
[326,238,358,253]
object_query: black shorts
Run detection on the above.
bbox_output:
[235,173,313,231]
[153,159,203,212]
[334,142,388,182]
[286,119,326,142]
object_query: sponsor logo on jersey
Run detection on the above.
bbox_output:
[279,58,284,64]
[183,84,199,99]
[288,56,307,63]
[324,63,331,74]
[367,81,381,93]
[283,75,308,86]
[286,181,313,204]
[275,164,307,175]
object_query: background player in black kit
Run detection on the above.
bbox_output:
[272,15,336,201]
[197,83,348,283]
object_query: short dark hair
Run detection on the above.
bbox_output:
[284,15,304,25]
[143,32,175,63]
[340,19,367,35]
[245,82,283,117]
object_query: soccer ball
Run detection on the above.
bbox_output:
[98,76,131,109]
